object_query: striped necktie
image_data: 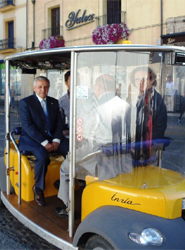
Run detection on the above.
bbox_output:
[41,99,50,134]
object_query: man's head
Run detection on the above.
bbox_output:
[167,75,172,82]
[94,74,115,99]
[131,67,157,94]
[64,71,70,92]
[33,76,50,99]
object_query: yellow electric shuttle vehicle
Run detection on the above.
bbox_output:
[1,45,185,249]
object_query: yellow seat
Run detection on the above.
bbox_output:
[6,142,64,202]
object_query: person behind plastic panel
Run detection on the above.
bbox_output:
[58,71,70,135]
[115,83,122,98]
[165,75,176,112]
[131,67,167,166]
[178,93,185,125]
[93,74,132,180]
[56,74,132,217]
[19,76,69,207]
[10,84,16,109]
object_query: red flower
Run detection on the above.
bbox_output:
[39,35,65,49]
[92,23,131,45]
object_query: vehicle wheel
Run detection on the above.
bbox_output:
[85,235,114,250]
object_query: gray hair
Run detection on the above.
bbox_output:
[33,76,50,87]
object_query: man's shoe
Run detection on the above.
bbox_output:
[178,119,182,125]
[32,186,46,207]
[55,206,68,218]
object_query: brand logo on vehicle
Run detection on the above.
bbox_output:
[65,9,95,30]
[111,193,141,206]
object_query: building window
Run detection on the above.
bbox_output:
[107,0,121,24]
[0,0,14,9]
[8,21,14,48]
[1,20,14,50]
[51,7,60,36]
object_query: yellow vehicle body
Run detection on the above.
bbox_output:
[82,166,185,221]
[5,141,185,221]
[5,142,64,201]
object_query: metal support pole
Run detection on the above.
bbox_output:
[31,0,36,49]
[10,131,22,204]
[5,60,10,195]
[158,150,162,168]
[160,0,163,45]
[68,51,76,237]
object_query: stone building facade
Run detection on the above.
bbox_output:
[27,0,126,48]
[26,0,185,48]
[1,0,185,100]
[0,0,26,99]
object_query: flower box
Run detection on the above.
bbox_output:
[39,35,65,50]
[92,23,131,45]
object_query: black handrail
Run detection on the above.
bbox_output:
[95,11,126,27]
[0,38,15,50]
[42,26,63,39]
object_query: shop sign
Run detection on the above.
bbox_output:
[167,38,175,44]
[65,9,95,30]
[162,34,185,45]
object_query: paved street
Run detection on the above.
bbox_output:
[0,102,60,250]
[0,207,59,250]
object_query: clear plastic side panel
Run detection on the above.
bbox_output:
[75,50,185,189]
[163,64,185,175]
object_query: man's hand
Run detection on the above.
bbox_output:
[52,141,59,151]
[139,78,145,95]
[45,143,54,152]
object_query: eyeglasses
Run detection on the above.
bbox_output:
[135,77,147,82]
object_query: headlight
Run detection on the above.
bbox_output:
[129,228,164,246]
[141,228,164,246]
[128,233,148,245]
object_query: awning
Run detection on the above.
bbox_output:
[161,32,185,45]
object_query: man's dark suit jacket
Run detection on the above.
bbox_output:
[19,93,64,151]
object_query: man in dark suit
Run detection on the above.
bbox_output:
[19,76,69,206]
[132,67,167,165]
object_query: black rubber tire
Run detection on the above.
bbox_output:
[85,235,114,250]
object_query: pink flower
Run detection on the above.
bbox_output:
[92,23,131,45]
[39,35,65,49]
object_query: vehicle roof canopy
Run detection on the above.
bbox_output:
[5,45,185,71]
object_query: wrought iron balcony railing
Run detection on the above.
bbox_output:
[95,11,126,27]
[0,0,15,9]
[42,26,63,39]
[0,38,15,50]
